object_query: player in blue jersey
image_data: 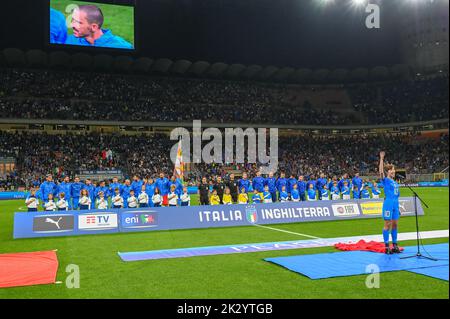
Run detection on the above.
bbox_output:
[169,175,183,205]
[352,185,361,199]
[57,176,72,209]
[379,151,401,254]
[50,8,68,44]
[275,172,288,201]
[297,175,307,201]
[131,175,144,196]
[328,176,338,191]
[338,173,351,193]
[83,179,96,206]
[287,174,297,196]
[66,5,133,49]
[70,176,84,209]
[252,171,265,194]
[361,184,371,199]
[238,172,251,194]
[109,177,122,198]
[316,173,327,200]
[265,172,277,202]
[121,179,133,208]
[306,175,316,194]
[144,177,156,207]
[95,180,109,201]
[155,172,170,206]
[352,173,363,192]
[38,174,57,206]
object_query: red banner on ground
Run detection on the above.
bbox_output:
[0,250,58,288]
[334,240,404,253]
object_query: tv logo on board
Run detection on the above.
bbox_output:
[332,203,360,217]
[78,213,118,231]
[33,215,74,233]
[245,206,258,224]
[121,212,158,229]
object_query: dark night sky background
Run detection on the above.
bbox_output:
[0,0,405,69]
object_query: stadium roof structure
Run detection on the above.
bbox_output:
[0,48,436,85]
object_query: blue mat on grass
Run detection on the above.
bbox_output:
[265,243,449,280]
[407,265,449,281]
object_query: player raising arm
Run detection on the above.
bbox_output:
[379,151,401,254]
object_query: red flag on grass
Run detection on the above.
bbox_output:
[334,240,404,253]
[0,250,59,288]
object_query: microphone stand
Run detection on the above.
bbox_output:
[400,182,437,261]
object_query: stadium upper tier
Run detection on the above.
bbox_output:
[0,68,448,126]
[0,48,448,126]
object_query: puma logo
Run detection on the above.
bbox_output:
[399,202,407,213]
[45,217,62,229]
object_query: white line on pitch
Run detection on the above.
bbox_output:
[252,224,320,239]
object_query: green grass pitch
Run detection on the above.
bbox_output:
[0,187,448,299]
[51,0,135,45]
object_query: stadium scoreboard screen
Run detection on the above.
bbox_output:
[49,0,135,50]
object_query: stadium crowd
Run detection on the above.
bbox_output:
[0,131,448,191]
[0,68,448,125]
[351,76,449,124]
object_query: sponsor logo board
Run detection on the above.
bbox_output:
[78,213,118,230]
[121,211,158,228]
[332,203,360,217]
[360,201,383,215]
[33,214,74,233]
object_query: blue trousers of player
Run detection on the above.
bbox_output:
[140,203,148,208]
[28,208,37,212]
[72,197,80,210]
[271,192,277,202]
[181,202,189,206]
[299,193,306,201]
[79,204,89,210]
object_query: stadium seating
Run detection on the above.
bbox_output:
[0,131,448,189]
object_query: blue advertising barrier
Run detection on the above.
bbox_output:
[13,209,120,238]
[0,191,29,200]
[13,197,424,239]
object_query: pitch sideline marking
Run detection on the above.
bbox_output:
[118,230,449,261]
[252,223,320,239]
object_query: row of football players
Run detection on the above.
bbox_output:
[26,181,380,212]
[25,184,192,212]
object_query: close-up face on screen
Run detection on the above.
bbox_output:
[49,0,135,49]
[0,0,449,311]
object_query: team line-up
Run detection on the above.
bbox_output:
[24,171,382,212]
